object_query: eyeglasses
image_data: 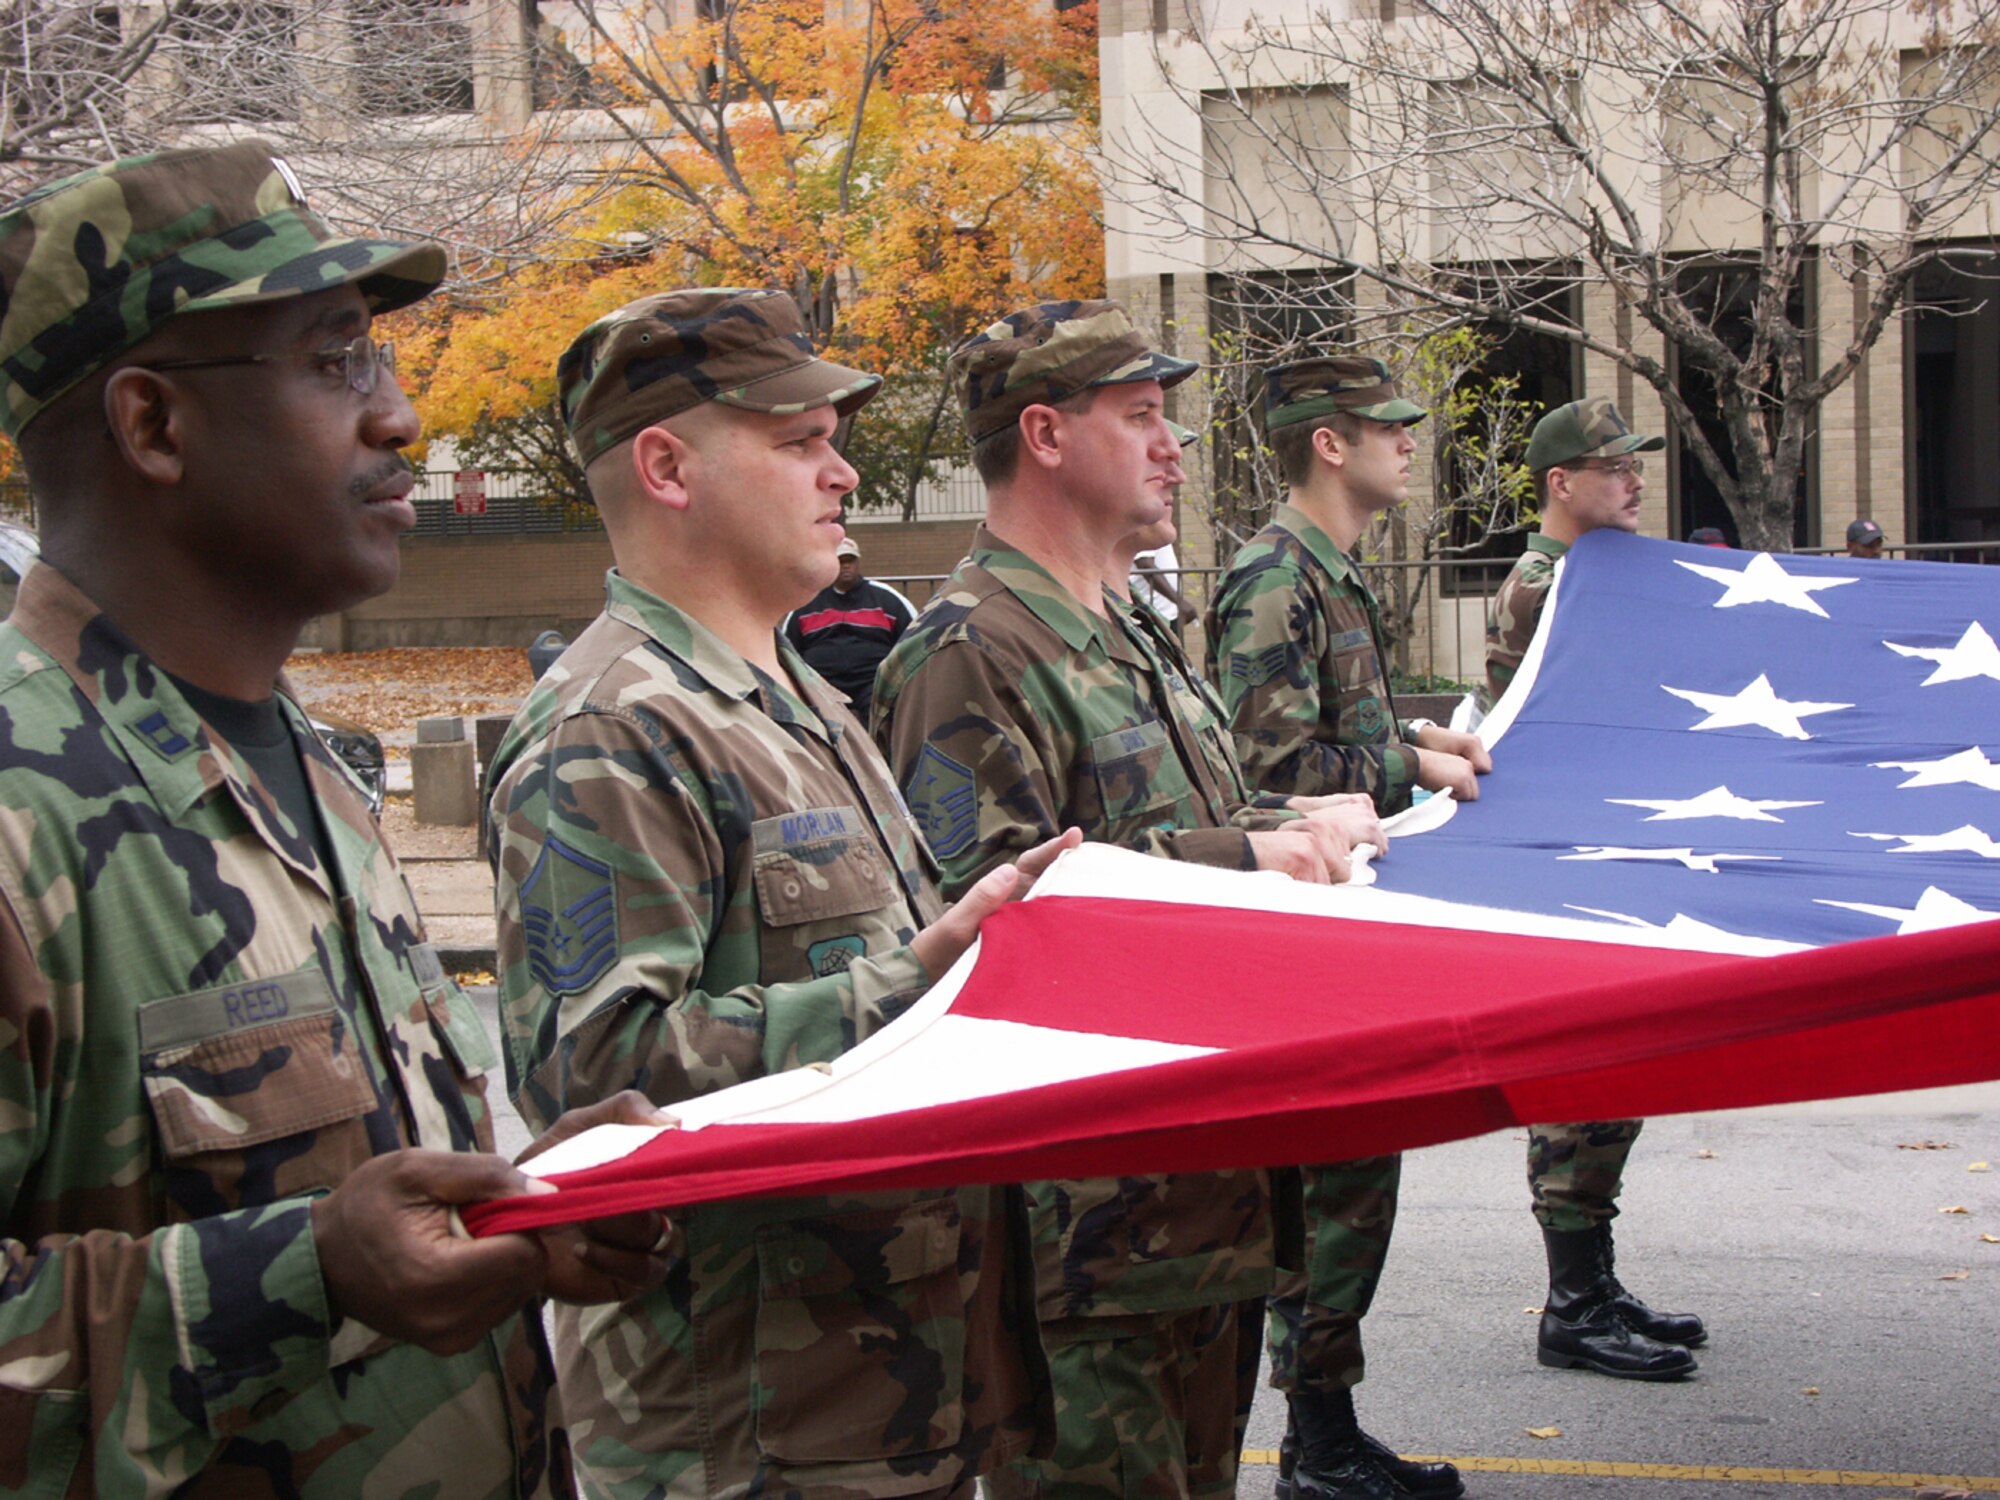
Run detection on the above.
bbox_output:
[1569,457,1645,479]
[141,334,397,396]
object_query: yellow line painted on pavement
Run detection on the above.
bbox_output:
[1238,1450,2000,1490]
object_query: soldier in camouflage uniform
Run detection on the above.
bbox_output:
[1106,431,1378,834]
[1108,425,1263,813]
[0,142,671,1498]
[489,288,1074,1500]
[873,301,1381,1500]
[1483,397,1705,1382]
[1208,359,1489,817]
[1208,358,1487,1500]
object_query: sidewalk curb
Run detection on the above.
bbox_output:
[439,945,499,973]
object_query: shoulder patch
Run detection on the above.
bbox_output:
[808,935,866,977]
[904,742,979,860]
[1225,641,1293,691]
[519,836,620,995]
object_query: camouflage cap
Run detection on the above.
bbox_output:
[1167,418,1198,448]
[949,299,1197,445]
[1525,395,1665,472]
[0,140,445,440]
[1261,356,1427,432]
[558,288,881,461]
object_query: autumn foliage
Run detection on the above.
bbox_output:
[402,0,1104,511]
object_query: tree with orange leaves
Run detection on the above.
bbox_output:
[405,0,1103,516]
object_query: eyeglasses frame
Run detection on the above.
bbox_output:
[137,333,397,397]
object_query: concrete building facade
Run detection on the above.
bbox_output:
[1097,0,2000,671]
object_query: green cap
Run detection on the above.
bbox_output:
[1261,356,1427,432]
[0,140,444,440]
[1525,396,1664,472]
[950,299,1197,445]
[557,288,881,461]
[1167,418,1198,448]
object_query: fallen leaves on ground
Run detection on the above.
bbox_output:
[1898,1139,1956,1150]
[452,969,496,988]
[1525,1426,1562,1440]
[1981,1234,2000,1245]
[288,649,535,756]
[1801,1386,1820,1396]
[1693,1147,1718,1159]
[1938,1270,1972,1280]
[1940,1204,1971,1214]
[1914,1487,1975,1500]
[1970,1161,1991,1173]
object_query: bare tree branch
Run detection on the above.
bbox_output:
[1105,0,2000,549]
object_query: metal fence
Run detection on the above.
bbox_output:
[870,555,1512,687]
[8,448,1996,678]
[846,462,986,524]
[0,471,609,537]
[408,469,602,536]
[880,540,2000,689]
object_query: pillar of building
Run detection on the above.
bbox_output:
[1817,248,1906,550]
[1578,280,1673,539]
[471,0,533,129]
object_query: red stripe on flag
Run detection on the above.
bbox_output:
[464,897,2000,1234]
[943,897,1728,1046]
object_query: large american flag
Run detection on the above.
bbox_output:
[467,533,2000,1235]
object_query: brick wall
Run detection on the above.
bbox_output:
[303,519,986,648]
[307,531,614,649]
[843,518,985,606]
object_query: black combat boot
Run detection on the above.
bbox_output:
[1538,1226,1697,1380]
[1285,1389,1464,1500]
[1596,1221,1707,1347]
[1358,1433,1465,1500]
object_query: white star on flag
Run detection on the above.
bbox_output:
[1849,825,2000,859]
[1563,906,1803,954]
[1674,552,1858,617]
[1816,885,2000,934]
[1884,621,2000,686]
[1606,786,1822,822]
[1662,674,1852,739]
[1872,747,2000,792]
[1560,846,1782,874]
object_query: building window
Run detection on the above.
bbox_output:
[1428,269,1578,590]
[1204,270,1355,548]
[353,0,474,115]
[1907,250,2000,547]
[172,2,301,124]
[1669,258,1814,549]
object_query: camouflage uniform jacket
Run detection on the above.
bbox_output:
[1206,504,1422,815]
[872,529,1275,1323]
[488,570,1048,1500]
[1112,595,1287,814]
[0,565,563,1500]
[1479,532,1567,714]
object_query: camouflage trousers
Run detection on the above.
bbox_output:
[1264,1156,1401,1393]
[986,1300,1261,1500]
[1526,1120,1644,1232]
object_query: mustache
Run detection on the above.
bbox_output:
[349,455,414,498]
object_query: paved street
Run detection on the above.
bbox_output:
[473,995,1997,1499]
